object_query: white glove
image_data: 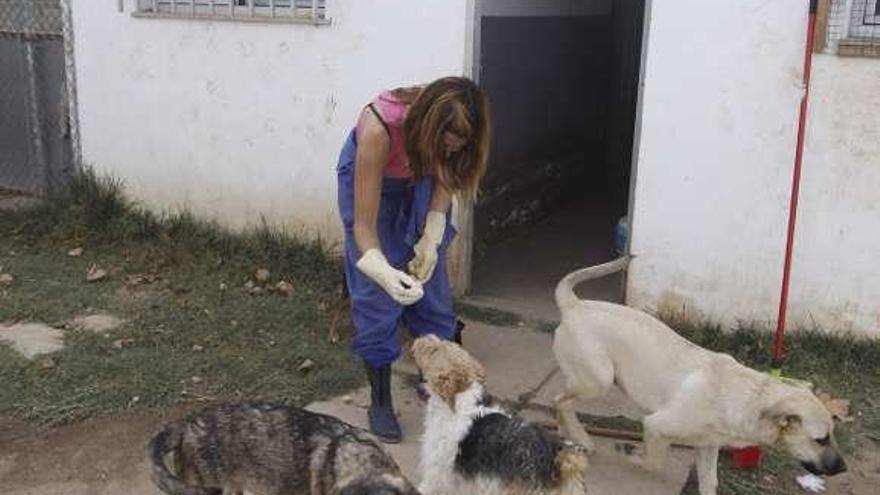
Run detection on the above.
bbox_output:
[408,211,446,283]
[356,249,424,305]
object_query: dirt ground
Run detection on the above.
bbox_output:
[0,409,191,495]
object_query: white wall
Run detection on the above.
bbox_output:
[628,0,880,337]
[70,0,469,241]
[792,55,880,335]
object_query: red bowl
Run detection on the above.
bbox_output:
[731,446,763,468]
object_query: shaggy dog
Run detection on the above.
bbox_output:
[148,402,420,495]
[412,334,588,495]
[552,261,846,495]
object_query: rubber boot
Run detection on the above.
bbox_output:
[454,319,465,345]
[366,364,402,443]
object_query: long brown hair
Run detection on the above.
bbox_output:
[404,77,491,199]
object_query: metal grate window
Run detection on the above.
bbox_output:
[134,0,330,25]
[825,0,880,57]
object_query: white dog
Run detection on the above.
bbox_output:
[412,334,588,495]
[552,260,846,495]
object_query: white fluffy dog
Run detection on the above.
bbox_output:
[412,334,588,495]
[552,261,846,495]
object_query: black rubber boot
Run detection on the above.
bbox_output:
[366,364,402,443]
[454,319,465,345]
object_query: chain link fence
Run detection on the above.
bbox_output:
[0,0,74,198]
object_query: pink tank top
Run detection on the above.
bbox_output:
[356,90,411,179]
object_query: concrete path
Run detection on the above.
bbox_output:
[309,319,694,495]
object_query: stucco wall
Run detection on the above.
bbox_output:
[629,0,880,337]
[70,0,468,241]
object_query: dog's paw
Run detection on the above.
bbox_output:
[564,439,596,458]
[637,454,667,474]
[624,452,664,473]
[577,438,598,457]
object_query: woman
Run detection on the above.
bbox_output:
[336,77,491,442]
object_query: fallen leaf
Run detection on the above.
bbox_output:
[68,247,84,257]
[276,281,294,296]
[0,273,13,286]
[191,376,203,384]
[125,273,157,286]
[297,359,315,373]
[817,392,853,422]
[192,344,205,352]
[39,356,58,369]
[112,338,135,349]
[255,268,270,284]
[86,264,108,282]
[219,282,228,291]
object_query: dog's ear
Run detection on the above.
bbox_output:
[410,335,440,364]
[433,367,472,411]
[760,401,803,439]
[770,413,802,432]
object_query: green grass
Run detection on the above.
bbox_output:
[0,168,359,426]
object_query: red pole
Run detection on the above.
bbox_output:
[774,0,819,369]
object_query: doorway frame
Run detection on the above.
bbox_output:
[448,0,654,298]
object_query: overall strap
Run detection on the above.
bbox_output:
[366,103,392,139]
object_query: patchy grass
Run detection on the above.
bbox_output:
[0,169,359,426]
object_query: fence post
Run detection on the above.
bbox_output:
[60,0,81,174]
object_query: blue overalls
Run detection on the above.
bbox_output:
[336,129,458,367]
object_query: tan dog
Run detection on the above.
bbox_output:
[412,334,588,495]
[552,261,846,495]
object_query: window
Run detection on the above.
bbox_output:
[848,0,880,38]
[134,0,330,24]
[824,0,880,57]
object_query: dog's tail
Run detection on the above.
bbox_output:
[148,422,213,495]
[554,257,629,311]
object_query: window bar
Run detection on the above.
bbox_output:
[170,0,176,15]
[311,0,317,21]
[249,0,255,17]
[191,0,196,16]
[842,0,855,38]
[152,0,158,13]
[269,0,275,18]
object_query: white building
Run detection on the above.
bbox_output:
[62,0,880,337]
